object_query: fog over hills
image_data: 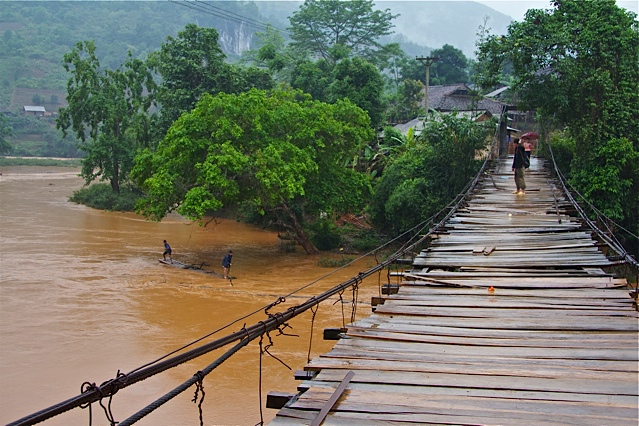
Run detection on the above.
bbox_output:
[256,1,514,57]
[0,1,513,113]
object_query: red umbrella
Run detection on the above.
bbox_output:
[521,132,539,139]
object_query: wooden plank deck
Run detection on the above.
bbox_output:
[269,156,638,425]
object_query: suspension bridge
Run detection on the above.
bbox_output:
[7,149,638,425]
[267,155,638,425]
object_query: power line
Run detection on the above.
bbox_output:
[170,0,290,36]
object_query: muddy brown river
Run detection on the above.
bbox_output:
[0,166,383,425]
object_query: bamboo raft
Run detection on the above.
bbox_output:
[269,156,638,425]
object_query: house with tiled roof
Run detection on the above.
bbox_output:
[424,84,507,116]
[390,84,509,137]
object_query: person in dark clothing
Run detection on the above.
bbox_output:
[512,138,527,194]
[222,250,233,279]
[163,240,172,262]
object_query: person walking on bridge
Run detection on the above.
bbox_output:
[512,138,527,194]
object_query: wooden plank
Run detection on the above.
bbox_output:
[378,297,633,310]
[309,371,354,426]
[317,346,639,374]
[294,380,639,406]
[335,334,639,360]
[287,386,638,425]
[350,318,639,345]
[310,368,639,396]
[361,308,638,331]
[343,327,638,350]
[308,357,635,382]
[390,286,632,300]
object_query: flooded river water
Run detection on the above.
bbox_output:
[0,166,383,425]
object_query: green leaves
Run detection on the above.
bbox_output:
[134,88,373,231]
[370,113,493,236]
[57,41,156,192]
[288,0,398,64]
[0,113,12,154]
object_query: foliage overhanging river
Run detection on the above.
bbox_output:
[0,166,383,425]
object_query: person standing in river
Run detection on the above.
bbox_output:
[222,250,233,279]
[512,138,527,194]
[163,240,172,262]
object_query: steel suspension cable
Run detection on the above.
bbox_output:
[546,142,639,269]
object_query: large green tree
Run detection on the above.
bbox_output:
[430,44,469,85]
[385,79,424,124]
[288,0,398,64]
[475,0,639,227]
[132,88,373,254]
[149,24,273,137]
[329,57,386,129]
[57,41,156,192]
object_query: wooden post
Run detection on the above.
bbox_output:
[416,56,439,117]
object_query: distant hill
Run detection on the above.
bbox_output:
[0,1,512,114]
[0,1,262,113]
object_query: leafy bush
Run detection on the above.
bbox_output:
[70,183,141,211]
[318,256,354,267]
[308,219,342,251]
[545,131,575,178]
[369,113,493,236]
[340,226,383,253]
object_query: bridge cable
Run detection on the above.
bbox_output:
[307,304,319,364]
[547,142,638,269]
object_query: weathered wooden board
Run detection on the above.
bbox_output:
[308,356,636,382]
[316,346,639,374]
[308,368,639,396]
[283,386,638,425]
[342,326,638,350]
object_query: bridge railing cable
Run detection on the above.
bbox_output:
[546,142,639,270]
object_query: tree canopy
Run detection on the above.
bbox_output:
[149,24,273,138]
[288,0,398,64]
[369,113,493,236]
[56,41,156,192]
[430,44,469,85]
[133,88,373,254]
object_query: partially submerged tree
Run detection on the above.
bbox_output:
[133,88,373,254]
[57,41,156,192]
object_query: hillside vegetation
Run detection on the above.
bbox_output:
[0,1,512,114]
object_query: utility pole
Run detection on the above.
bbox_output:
[416,56,439,118]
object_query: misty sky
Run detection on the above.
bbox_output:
[471,0,637,21]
